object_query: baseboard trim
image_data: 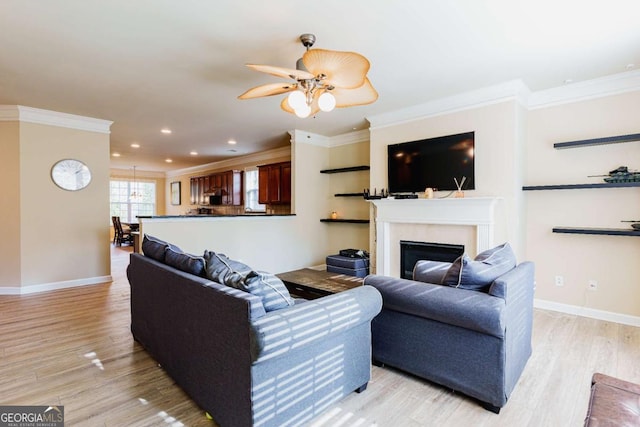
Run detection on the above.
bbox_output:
[534,298,640,327]
[0,275,113,295]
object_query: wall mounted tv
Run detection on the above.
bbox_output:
[387,131,475,193]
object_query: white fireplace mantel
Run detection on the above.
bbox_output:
[370,197,501,276]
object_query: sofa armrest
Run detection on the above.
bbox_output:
[489,261,534,301]
[364,275,505,338]
[250,286,382,363]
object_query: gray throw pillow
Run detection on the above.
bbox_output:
[203,251,294,311]
[164,246,206,277]
[204,250,252,288]
[142,234,180,263]
[244,271,294,312]
[442,242,516,292]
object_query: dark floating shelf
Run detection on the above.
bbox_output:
[334,192,364,197]
[523,182,640,191]
[320,165,370,174]
[320,219,370,224]
[553,227,640,237]
[554,132,640,149]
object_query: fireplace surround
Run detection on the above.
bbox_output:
[370,197,500,276]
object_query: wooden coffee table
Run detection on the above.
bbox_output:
[276,268,364,300]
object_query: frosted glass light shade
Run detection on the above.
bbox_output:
[287,90,306,110]
[294,104,311,118]
[318,92,336,112]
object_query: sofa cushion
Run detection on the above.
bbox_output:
[412,260,451,284]
[164,246,206,277]
[204,251,294,312]
[442,242,516,292]
[142,234,180,263]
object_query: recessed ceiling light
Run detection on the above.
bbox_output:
[165,158,173,163]
[563,78,573,85]
[161,129,172,134]
[112,152,121,157]
[131,143,140,148]
[228,139,237,145]
[626,63,636,70]
[190,151,198,156]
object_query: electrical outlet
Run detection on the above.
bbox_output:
[555,275,564,287]
[588,280,598,291]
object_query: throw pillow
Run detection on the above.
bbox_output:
[164,246,206,277]
[244,271,294,312]
[204,250,252,288]
[442,242,517,291]
[203,251,294,311]
[142,234,178,263]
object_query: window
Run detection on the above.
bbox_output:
[110,180,156,223]
[244,168,265,212]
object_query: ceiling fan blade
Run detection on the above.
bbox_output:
[332,78,378,107]
[302,49,370,89]
[246,64,314,81]
[238,83,296,99]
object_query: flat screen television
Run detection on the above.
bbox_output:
[387,131,475,193]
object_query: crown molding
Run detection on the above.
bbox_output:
[165,145,292,178]
[327,129,370,147]
[367,70,640,131]
[0,105,112,133]
[289,129,370,148]
[289,130,331,147]
[528,69,640,109]
[367,80,531,130]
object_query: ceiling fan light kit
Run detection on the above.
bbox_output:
[238,34,377,118]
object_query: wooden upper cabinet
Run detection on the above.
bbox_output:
[258,161,291,205]
[280,162,291,204]
[258,166,270,204]
[189,170,243,206]
[221,170,243,206]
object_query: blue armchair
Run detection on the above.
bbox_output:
[364,259,534,413]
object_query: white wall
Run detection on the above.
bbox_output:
[366,76,640,323]
[0,121,21,287]
[326,139,371,255]
[0,106,112,294]
[369,100,523,260]
[139,132,332,273]
[525,90,640,318]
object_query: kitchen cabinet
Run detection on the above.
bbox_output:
[190,170,244,206]
[258,161,291,205]
[221,170,243,206]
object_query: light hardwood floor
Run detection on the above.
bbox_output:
[1,245,638,426]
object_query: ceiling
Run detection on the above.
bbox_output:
[1,0,638,172]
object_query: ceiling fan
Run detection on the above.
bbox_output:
[238,33,378,118]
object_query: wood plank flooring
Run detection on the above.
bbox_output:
[1,245,638,426]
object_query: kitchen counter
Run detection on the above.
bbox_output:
[137,214,295,219]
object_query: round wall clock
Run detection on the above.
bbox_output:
[51,159,92,191]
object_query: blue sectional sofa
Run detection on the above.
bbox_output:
[364,244,534,413]
[127,236,383,427]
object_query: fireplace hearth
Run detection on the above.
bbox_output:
[400,241,464,279]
